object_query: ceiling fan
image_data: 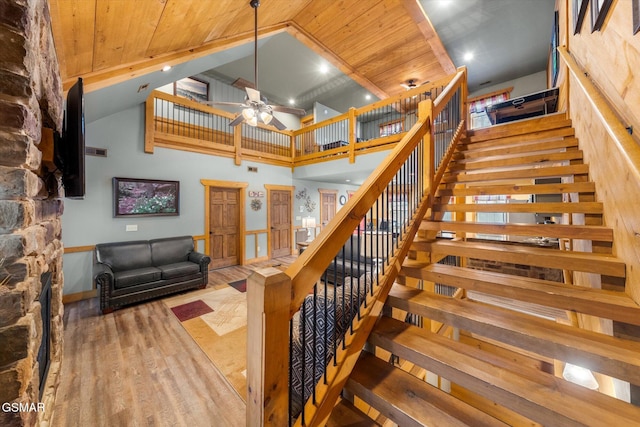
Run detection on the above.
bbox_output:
[207,0,306,130]
[401,79,432,97]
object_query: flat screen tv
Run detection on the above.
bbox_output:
[54,77,85,198]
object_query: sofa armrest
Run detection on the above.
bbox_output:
[189,251,211,272]
[93,263,114,289]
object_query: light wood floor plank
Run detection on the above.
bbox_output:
[52,256,295,427]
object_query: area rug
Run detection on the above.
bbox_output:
[162,281,248,401]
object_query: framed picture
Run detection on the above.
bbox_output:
[113,177,180,217]
[591,0,613,32]
[173,77,209,103]
[634,0,640,34]
[573,0,589,34]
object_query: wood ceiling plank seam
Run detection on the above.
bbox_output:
[292,0,385,36]
[285,23,389,100]
[204,6,248,44]
[92,0,136,71]
[352,45,441,80]
[121,0,168,64]
[401,0,456,74]
[367,54,448,86]
[347,32,430,68]
[70,23,289,93]
[184,0,235,50]
[146,0,203,57]
[57,0,97,78]
[48,0,68,80]
[313,3,408,52]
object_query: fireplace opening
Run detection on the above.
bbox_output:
[38,272,52,399]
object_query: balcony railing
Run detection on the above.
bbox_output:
[145,74,456,168]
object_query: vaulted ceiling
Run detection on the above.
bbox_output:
[49,0,455,98]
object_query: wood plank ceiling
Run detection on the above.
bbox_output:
[48,0,455,98]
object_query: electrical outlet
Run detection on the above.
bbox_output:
[126,224,138,232]
[295,216,301,221]
[299,206,304,212]
[257,246,260,253]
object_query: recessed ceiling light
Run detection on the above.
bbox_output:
[162,65,172,72]
[463,52,474,62]
[319,64,329,74]
[365,94,371,100]
[289,98,295,105]
[345,179,351,182]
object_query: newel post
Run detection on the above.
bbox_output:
[246,267,292,426]
[418,99,434,190]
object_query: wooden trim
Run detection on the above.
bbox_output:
[64,245,95,254]
[64,23,290,92]
[62,289,97,304]
[264,185,295,257]
[201,180,248,263]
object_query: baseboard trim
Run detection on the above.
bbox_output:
[246,255,270,264]
[62,289,97,304]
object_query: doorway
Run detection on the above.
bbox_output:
[319,189,338,227]
[201,180,247,269]
[266,185,293,258]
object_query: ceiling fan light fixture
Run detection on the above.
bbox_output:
[260,110,273,125]
[247,115,258,127]
[242,107,256,120]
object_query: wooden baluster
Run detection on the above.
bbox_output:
[348,107,357,163]
[246,267,292,426]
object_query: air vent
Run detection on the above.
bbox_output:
[85,146,107,157]
[247,166,258,173]
[137,83,150,93]
[479,80,492,86]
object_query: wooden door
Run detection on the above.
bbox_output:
[320,190,337,227]
[210,187,240,269]
[270,190,291,258]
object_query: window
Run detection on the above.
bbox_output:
[379,119,403,137]
[467,87,513,129]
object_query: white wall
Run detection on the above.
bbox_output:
[469,70,548,99]
[62,103,361,295]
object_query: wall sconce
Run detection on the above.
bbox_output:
[562,363,599,390]
[301,216,316,241]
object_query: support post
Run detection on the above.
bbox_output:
[348,107,357,163]
[418,99,434,192]
[144,93,155,153]
[246,267,292,426]
[234,125,242,165]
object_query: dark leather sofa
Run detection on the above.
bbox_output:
[323,235,376,285]
[93,236,210,314]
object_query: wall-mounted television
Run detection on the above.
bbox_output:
[54,78,85,198]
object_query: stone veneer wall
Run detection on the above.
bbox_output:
[0,0,64,426]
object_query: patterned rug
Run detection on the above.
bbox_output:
[163,280,248,401]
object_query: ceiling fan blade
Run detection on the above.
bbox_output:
[232,77,256,91]
[270,105,306,116]
[268,115,287,131]
[246,87,261,103]
[229,114,245,127]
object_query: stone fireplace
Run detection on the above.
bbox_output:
[0,0,65,426]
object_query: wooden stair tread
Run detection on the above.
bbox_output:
[326,398,380,427]
[456,137,579,159]
[436,181,596,197]
[370,316,640,427]
[420,220,613,241]
[441,164,590,184]
[431,201,602,214]
[385,284,640,384]
[449,151,583,171]
[466,114,571,144]
[401,262,640,325]
[347,351,508,427]
[411,238,625,277]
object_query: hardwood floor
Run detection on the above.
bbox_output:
[52,256,296,427]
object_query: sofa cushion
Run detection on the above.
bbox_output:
[113,267,162,289]
[150,236,194,266]
[158,262,201,280]
[96,241,153,272]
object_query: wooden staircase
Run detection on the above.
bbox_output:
[327,115,640,426]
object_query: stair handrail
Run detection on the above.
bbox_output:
[246,67,467,427]
[557,46,640,183]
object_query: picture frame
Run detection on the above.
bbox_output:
[573,0,589,34]
[113,177,180,217]
[551,10,560,87]
[634,0,640,34]
[591,0,614,32]
[173,77,209,103]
